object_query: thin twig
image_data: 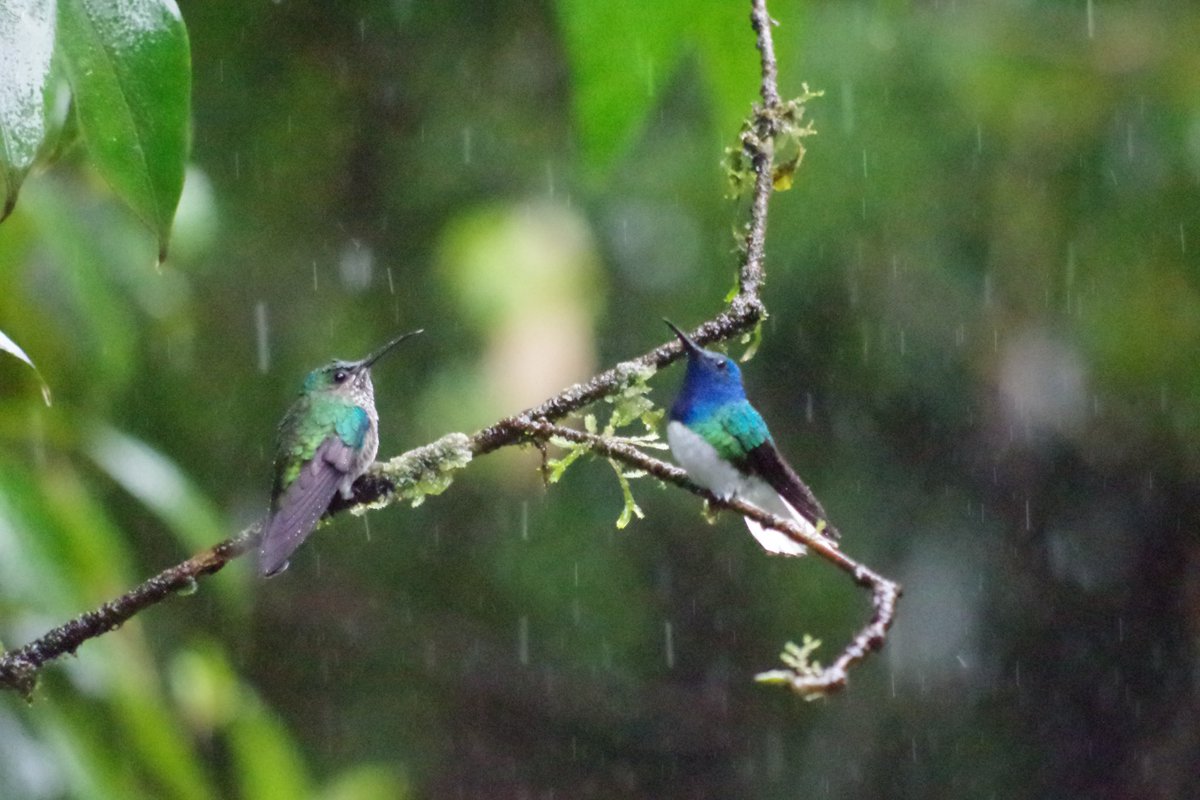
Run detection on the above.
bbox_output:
[741,0,779,305]
[750,0,781,110]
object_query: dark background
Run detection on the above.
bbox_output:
[2,1,1199,798]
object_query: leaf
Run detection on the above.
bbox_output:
[691,1,766,143]
[754,636,830,700]
[554,1,685,174]
[0,327,52,404]
[0,327,37,370]
[227,697,314,800]
[0,0,58,221]
[84,425,247,611]
[545,444,586,484]
[738,319,764,363]
[57,0,191,262]
[86,426,231,555]
[609,459,644,529]
[554,0,802,176]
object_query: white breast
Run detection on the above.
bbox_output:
[667,421,809,556]
[667,421,744,499]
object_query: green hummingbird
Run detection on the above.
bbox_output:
[258,330,422,576]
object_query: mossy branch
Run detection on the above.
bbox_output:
[0,0,900,700]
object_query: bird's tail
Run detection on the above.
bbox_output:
[743,493,815,557]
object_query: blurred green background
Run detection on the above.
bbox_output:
[3,0,1200,797]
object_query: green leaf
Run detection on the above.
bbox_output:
[0,0,58,221]
[554,1,685,174]
[39,700,145,800]
[545,443,587,483]
[85,426,247,610]
[609,459,644,529]
[691,1,765,143]
[738,319,764,363]
[228,697,314,800]
[57,0,190,262]
[112,680,215,800]
[554,0,802,176]
[0,327,52,404]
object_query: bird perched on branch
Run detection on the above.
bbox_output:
[258,330,422,576]
[664,320,837,555]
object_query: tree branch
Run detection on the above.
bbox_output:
[0,530,258,698]
[0,0,900,699]
[503,419,898,697]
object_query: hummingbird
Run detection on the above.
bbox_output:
[257,330,422,577]
[664,320,837,556]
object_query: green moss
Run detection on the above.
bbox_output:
[723,85,823,198]
[358,432,474,513]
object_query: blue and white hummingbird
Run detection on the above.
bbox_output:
[257,330,422,577]
[664,320,837,555]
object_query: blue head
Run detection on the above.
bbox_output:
[665,320,748,424]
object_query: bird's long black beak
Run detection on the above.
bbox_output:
[360,329,423,370]
[663,319,701,355]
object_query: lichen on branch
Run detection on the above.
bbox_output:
[0,0,901,700]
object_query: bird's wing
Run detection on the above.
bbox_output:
[738,438,837,538]
[715,401,838,539]
[258,435,356,576]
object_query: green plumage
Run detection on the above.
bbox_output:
[690,400,770,461]
[258,329,421,577]
[272,394,368,498]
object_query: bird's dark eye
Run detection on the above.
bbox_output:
[333,370,349,383]
[716,359,729,371]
